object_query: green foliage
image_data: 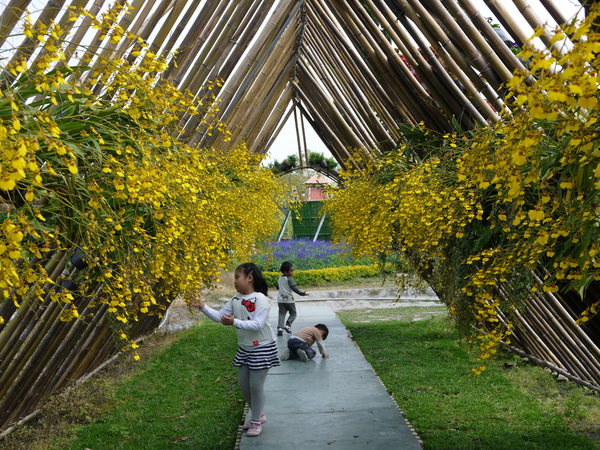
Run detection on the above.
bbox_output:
[308,151,338,171]
[267,154,299,174]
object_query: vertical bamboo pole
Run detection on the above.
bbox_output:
[293,100,304,166]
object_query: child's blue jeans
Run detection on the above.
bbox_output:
[287,337,316,360]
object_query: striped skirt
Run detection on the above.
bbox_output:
[233,342,280,370]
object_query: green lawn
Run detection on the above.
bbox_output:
[66,320,244,449]
[3,319,246,450]
[4,305,598,450]
[338,310,600,450]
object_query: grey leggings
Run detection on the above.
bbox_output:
[278,303,297,328]
[238,366,269,422]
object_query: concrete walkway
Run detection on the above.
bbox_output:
[239,303,422,449]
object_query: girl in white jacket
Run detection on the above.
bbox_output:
[192,262,278,437]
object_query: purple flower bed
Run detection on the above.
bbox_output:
[252,239,365,271]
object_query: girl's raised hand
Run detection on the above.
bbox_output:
[220,314,234,326]
[189,295,205,310]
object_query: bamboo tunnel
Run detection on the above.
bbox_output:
[1,0,597,436]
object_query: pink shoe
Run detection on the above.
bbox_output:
[246,421,262,436]
[242,413,267,429]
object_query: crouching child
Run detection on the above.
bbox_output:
[280,324,329,362]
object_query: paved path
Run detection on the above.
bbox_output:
[239,303,422,449]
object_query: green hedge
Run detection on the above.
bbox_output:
[263,264,393,287]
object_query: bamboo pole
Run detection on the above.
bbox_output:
[239,57,295,148]
[482,0,531,48]
[538,0,571,25]
[523,296,597,382]
[301,30,390,149]
[402,0,504,120]
[51,303,109,389]
[372,0,499,123]
[222,21,297,139]
[240,81,294,152]
[332,0,448,130]
[293,79,353,162]
[530,290,600,376]
[303,14,403,142]
[177,1,239,94]
[154,0,203,61]
[294,95,348,170]
[58,0,107,67]
[455,0,526,75]
[175,2,243,134]
[409,0,506,86]
[309,0,419,129]
[196,0,301,148]
[512,0,558,51]
[380,0,482,128]
[0,250,66,360]
[502,343,599,392]
[300,45,382,151]
[174,0,273,141]
[163,0,222,82]
[35,285,105,399]
[299,99,310,166]
[0,0,32,48]
[214,0,276,81]
[0,267,75,394]
[296,73,368,163]
[262,103,294,156]
[28,0,89,70]
[304,29,398,146]
[246,83,292,153]
[499,283,592,381]
[185,0,278,141]
[297,59,367,153]
[85,0,148,73]
[7,0,68,69]
[2,297,89,424]
[64,312,113,381]
[178,0,248,97]
[251,87,293,154]
[187,0,298,144]
[198,0,269,88]
[0,298,63,423]
[532,272,600,360]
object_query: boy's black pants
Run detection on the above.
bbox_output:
[287,337,316,360]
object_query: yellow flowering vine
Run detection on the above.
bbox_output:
[326,7,599,369]
[0,4,286,347]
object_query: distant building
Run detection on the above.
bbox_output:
[304,174,334,201]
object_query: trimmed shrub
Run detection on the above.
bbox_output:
[263,264,393,287]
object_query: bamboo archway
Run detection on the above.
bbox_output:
[1,0,597,437]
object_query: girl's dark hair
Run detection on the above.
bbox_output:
[280,261,293,273]
[315,323,329,340]
[236,262,268,296]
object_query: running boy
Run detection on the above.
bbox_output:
[280,324,330,362]
[276,261,308,336]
